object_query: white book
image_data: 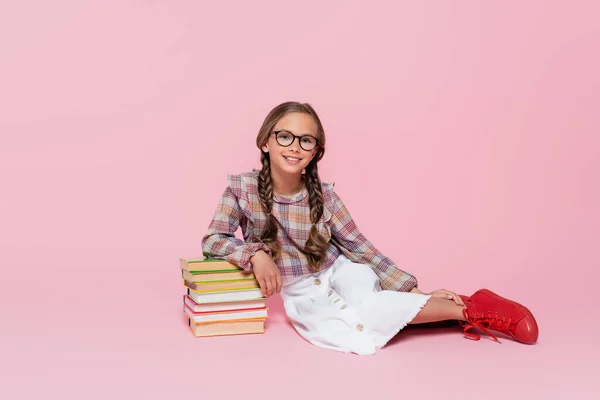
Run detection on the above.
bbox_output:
[184,306,268,323]
[184,295,266,313]
[187,288,264,304]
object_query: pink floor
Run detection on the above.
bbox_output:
[1,263,596,400]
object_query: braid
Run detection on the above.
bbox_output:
[257,152,281,259]
[306,164,324,224]
[303,162,329,272]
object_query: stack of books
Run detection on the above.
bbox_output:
[180,257,268,337]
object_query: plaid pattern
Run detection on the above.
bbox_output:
[201,170,418,292]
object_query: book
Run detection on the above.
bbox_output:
[183,294,266,313]
[188,318,266,337]
[187,287,264,303]
[184,279,259,292]
[180,256,269,337]
[184,304,268,323]
[181,269,255,283]
[179,257,242,273]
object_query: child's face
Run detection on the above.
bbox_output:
[262,112,319,177]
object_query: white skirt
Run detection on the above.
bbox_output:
[280,254,432,355]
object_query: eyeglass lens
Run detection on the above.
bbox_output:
[275,131,317,151]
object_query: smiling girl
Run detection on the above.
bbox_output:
[201,101,539,355]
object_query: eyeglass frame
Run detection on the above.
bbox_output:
[272,129,320,151]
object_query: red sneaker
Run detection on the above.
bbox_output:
[461,289,539,344]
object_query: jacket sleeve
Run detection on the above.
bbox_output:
[201,186,272,271]
[326,187,418,292]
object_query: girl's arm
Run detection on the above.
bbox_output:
[201,186,272,271]
[327,188,418,292]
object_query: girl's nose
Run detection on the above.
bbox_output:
[288,137,301,151]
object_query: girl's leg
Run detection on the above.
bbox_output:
[408,297,466,324]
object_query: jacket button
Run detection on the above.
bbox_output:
[314,278,321,285]
[356,324,364,332]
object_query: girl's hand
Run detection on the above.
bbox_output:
[250,250,282,297]
[426,289,464,306]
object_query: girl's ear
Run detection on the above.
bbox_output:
[262,143,269,153]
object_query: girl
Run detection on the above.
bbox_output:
[201,101,539,355]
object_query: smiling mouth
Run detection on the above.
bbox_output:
[283,156,302,162]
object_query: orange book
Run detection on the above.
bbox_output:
[188,318,266,337]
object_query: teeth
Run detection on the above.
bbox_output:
[285,157,300,161]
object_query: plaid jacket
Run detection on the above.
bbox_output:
[201,170,418,292]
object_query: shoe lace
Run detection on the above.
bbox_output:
[461,308,514,343]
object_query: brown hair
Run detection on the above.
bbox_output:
[255,101,329,272]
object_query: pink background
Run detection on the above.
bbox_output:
[1,1,599,399]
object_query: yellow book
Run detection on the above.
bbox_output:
[179,257,242,273]
[184,279,260,292]
[182,269,255,282]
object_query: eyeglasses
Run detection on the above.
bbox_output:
[272,130,319,151]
